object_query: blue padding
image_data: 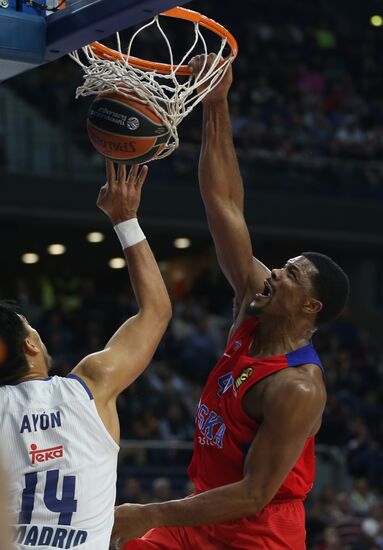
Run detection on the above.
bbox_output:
[7,0,18,10]
[0,0,189,81]
[5,0,43,13]
[45,0,189,61]
[0,11,46,63]
[0,10,46,80]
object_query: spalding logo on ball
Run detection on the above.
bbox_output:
[87,92,170,164]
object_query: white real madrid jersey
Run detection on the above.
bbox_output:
[0,375,119,550]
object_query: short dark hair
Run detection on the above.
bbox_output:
[302,252,350,326]
[0,301,29,386]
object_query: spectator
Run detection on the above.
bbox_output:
[152,477,172,502]
[351,478,378,516]
[331,493,363,548]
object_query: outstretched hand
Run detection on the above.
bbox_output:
[97,160,148,225]
[188,53,233,104]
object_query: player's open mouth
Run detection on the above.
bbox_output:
[254,279,273,301]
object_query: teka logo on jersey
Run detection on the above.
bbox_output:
[233,340,242,350]
[29,444,64,465]
[235,367,254,389]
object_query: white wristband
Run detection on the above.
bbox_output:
[114,218,146,249]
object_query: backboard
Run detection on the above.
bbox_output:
[0,0,190,82]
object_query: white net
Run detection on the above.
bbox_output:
[70,12,235,162]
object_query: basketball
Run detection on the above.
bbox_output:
[87,92,170,164]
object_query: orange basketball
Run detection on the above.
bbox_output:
[87,92,170,164]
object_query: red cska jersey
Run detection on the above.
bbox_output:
[124,318,324,549]
[188,316,324,501]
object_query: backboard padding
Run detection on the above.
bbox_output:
[0,0,190,82]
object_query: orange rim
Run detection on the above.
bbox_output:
[89,6,238,76]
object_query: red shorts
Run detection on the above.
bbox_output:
[123,500,306,549]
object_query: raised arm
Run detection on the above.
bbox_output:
[190,55,270,309]
[111,370,326,543]
[72,161,171,403]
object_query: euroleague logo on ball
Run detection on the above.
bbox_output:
[87,92,171,163]
[126,117,140,131]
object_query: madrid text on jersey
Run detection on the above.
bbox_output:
[14,525,87,548]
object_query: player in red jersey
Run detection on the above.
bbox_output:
[112,57,350,549]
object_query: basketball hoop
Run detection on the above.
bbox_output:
[70,6,238,162]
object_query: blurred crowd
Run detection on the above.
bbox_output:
[6,0,383,197]
[226,18,383,163]
[306,483,383,549]
[3,1,383,548]
[2,258,383,549]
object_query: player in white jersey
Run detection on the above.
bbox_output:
[0,161,172,550]
[0,461,13,550]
